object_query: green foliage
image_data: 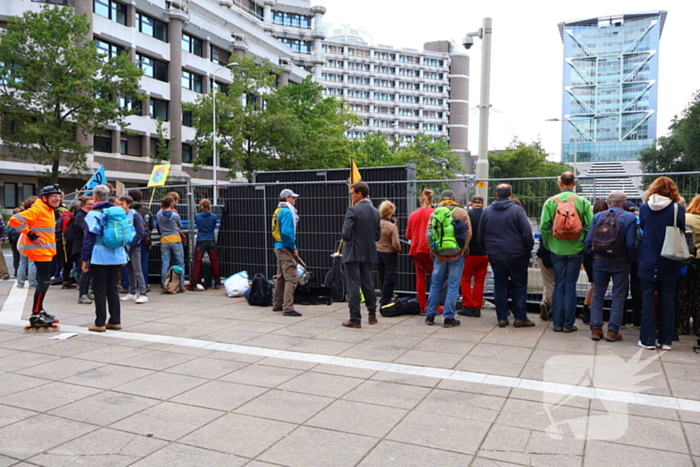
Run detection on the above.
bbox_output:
[152,118,173,164]
[351,133,462,180]
[187,57,359,181]
[0,5,143,184]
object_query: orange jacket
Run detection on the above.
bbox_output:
[9,199,57,262]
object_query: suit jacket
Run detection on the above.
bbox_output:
[341,198,380,263]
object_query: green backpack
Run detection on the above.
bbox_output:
[430,205,466,256]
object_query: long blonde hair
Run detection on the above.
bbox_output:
[379,200,395,218]
[419,189,433,208]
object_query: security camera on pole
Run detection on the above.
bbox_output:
[463,18,492,203]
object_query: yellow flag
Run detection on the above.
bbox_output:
[148,164,171,187]
[350,158,362,185]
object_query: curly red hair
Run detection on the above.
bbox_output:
[643,176,681,203]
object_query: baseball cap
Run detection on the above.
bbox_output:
[280,189,299,198]
[471,195,484,204]
[440,189,455,200]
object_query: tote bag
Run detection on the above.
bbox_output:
[661,204,691,262]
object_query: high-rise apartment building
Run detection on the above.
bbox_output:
[558,11,666,175]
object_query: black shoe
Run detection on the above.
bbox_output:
[272,307,283,312]
[472,308,481,318]
[457,307,473,317]
[425,315,435,326]
[443,318,461,328]
[283,310,302,317]
[214,281,221,290]
[498,320,509,328]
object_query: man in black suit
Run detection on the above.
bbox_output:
[341,182,381,328]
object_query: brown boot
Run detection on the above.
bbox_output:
[605,330,623,342]
[591,326,603,341]
[368,309,377,325]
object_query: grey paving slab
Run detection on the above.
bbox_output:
[314,327,376,343]
[668,377,700,400]
[436,378,512,397]
[277,371,363,398]
[234,388,333,424]
[241,333,308,350]
[63,364,155,390]
[219,363,304,387]
[343,380,432,410]
[31,338,111,358]
[72,344,155,364]
[509,387,591,409]
[309,363,377,379]
[130,443,248,467]
[15,356,105,381]
[0,414,97,460]
[0,381,101,412]
[0,404,37,428]
[163,356,247,379]
[48,390,160,426]
[0,455,17,467]
[287,338,356,355]
[115,349,200,371]
[454,355,527,377]
[338,343,408,362]
[305,399,407,438]
[0,373,49,398]
[468,342,534,361]
[587,410,689,454]
[270,324,329,339]
[257,426,378,467]
[685,422,700,456]
[387,411,491,455]
[369,370,441,388]
[589,398,679,421]
[171,380,268,411]
[0,350,62,373]
[412,337,476,354]
[357,440,473,467]
[392,349,463,368]
[496,398,589,434]
[113,371,207,400]
[414,388,506,423]
[32,428,168,467]
[584,440,694,467]
[179,413,295,458]
[0,334,60,351]
[199,328,262,344]
[256,356,317,370]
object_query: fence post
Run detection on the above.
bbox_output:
[187,180,195,282]
[256,185,269,278]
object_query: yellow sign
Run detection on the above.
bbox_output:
[148,164,171,187]
[350,158,362,185]
[476,181,486,188]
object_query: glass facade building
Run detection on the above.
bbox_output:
[558,11,666,163]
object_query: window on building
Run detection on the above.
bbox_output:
[424,71,443,80]
[322,88,343,96]
[182,143,193,163]
[276,37,312,54]
[32,0,72,5]
[375,66,395,74]
[3,183,17,209]
[399,68,420,77]
[182,70,203,93]
[94,0,126,25]
[120,134,142,156]
[375,52,395,60]
[94,39,124,62]
[399,55,419,64]
[120,93,142,115]
[136,54,168,82]
[182,110,192,127]
[374,79,395,88]
[374,93,394,101]
[347,76,370,85]
[398,95,420,103]
[327,60,344,68]
[272,11,312,29]
[182,33,203,57]
[424,58,444,67]
[94,130,112,152]
[210,46,229,66]
[346,131,366,139]
[424,97,443,105]
[149,98,168,121]
[212,81,228,94]
[322,73,343,82]
[346,90,369,98]
[22,184,35,202]
[135,12,168,42]
[248,1,264,21]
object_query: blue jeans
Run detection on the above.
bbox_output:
[639,279,675,346]
[161,242,185,285]
[426,256,464,320]
[590,258,631,333]
[489,254,529,321]
[17,255,37,287]
[551,251,584,329]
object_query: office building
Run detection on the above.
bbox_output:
[558,11,666,177]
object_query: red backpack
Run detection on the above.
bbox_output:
[552,195,583,240]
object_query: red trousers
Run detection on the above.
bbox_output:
[461,255,488,309]
[411,253,433,310]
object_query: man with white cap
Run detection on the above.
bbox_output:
[271,188,302,317]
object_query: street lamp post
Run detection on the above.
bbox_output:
[464,18,492,202]
[212,62,238,206]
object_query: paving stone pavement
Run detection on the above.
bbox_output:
[0,279,698,466]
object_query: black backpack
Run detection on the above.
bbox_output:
[323,252,345,302]
[380,297,421,317]
[247,273,273,306]
[591,209,625,257]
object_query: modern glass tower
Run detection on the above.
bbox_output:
[558,11,667,165]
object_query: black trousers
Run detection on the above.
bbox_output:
[91,264,121,327]
[32,261,52,314]
[344,261,376,324]
[377,251,398,306]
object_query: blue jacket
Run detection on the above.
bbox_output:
[127,209,144,247]
[274,206,297,251]
[637,199,685,282]
[584,206,638,260]
[478,199,534,259]
[82,202,128,265]
[196,211,218,243]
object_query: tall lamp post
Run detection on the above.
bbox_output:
[212,62,238,206]
[464,17,492,202]
[546,116,602,173]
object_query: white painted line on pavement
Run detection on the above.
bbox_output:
[2,283,699,415]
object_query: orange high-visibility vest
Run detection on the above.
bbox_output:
[9,199,57,262]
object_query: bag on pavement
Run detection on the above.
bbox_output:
[162,266,181,294]
[380,297,421,317]
[247,273,273,306]
[224,270,249,297]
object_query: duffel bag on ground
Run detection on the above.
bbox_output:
[380,297,420,317]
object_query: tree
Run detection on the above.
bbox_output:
[0,6,143,184]
[152,118,173,165]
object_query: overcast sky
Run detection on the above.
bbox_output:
[321,0,699,161]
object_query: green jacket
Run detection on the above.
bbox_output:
[540,190,593,255]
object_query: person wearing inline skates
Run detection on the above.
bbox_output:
[9,185,63,331]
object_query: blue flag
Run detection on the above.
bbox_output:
[84,166,107,194]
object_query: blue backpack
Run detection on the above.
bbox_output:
[98,206,134,249]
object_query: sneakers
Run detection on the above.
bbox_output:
[443,318,461,328]
[272,307,283,312]
[135,294,149,304]
[513,319,536,328]
[2,274,10,281]
[121,293,138,301]
[78,295,93,305]
[591,326,604,341]
[656,343,671,351]
[283,310,302,317]
[638,341,655,350]
[605,330,623,342]
[425,315,435,326]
